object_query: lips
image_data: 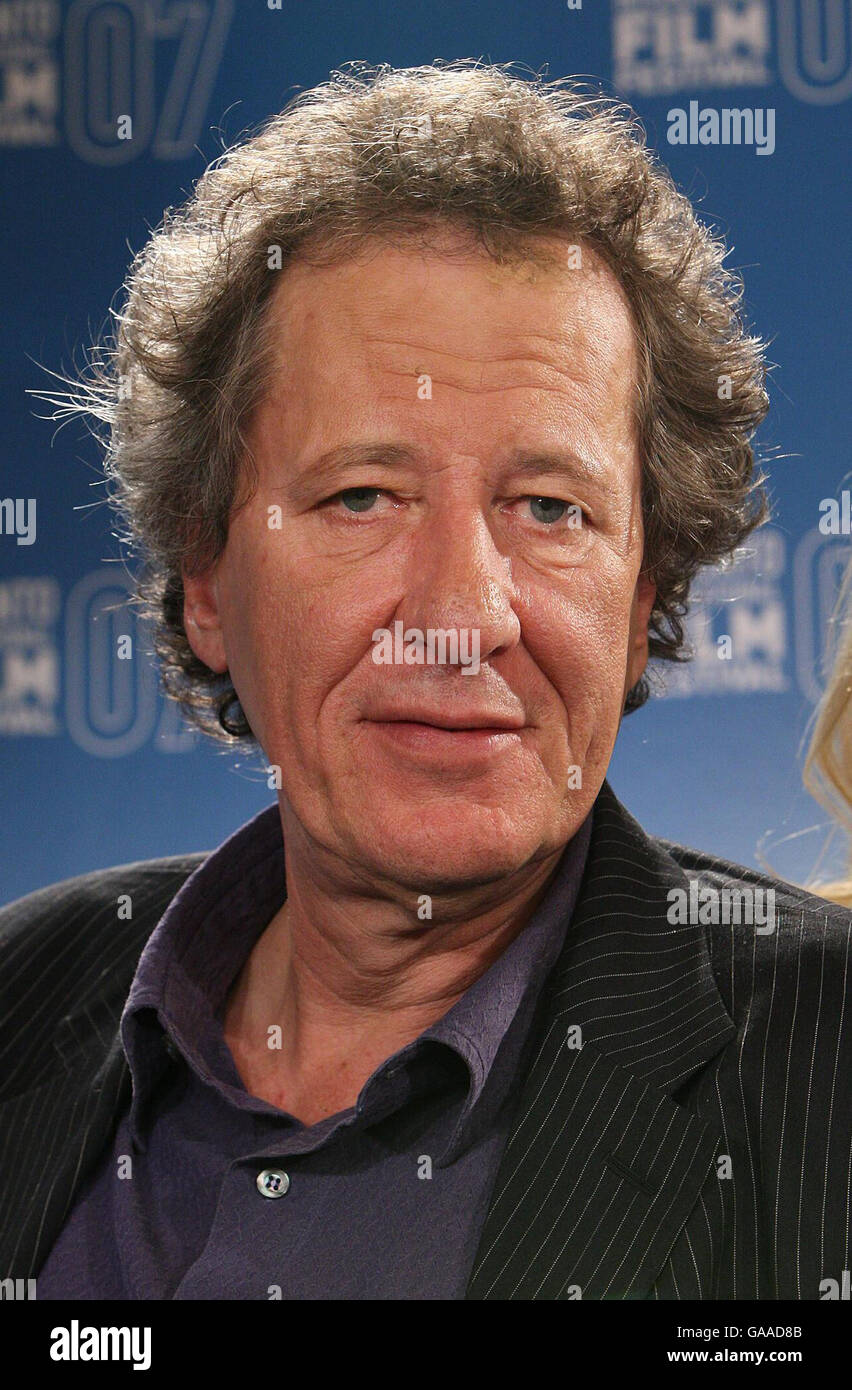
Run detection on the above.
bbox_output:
[364,709,525,732]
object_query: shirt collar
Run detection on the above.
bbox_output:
[121,803,285,1142]
[121,801,592,1155]
[421,813,593,1161]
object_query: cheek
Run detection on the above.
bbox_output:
[520,566,636,711]
[216,525,379,737]
[214,530,297,735]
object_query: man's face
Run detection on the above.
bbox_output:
[184,230,656,890]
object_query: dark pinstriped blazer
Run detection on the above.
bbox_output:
[1,779,851,1299]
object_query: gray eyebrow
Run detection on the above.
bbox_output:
[293,442,608,485]
[501,450,609,483]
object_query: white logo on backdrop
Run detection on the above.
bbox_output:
[662,524,852,702]
[0,0,233,159]
[613,0,771,94]
[0,0,60,146]
[613,0,852,103]
[792,528,851,702]
[777,0,852,103]
[0,570,195,754]
[64,569,195,755]
[0,576,61,733]
[662,527,788,697]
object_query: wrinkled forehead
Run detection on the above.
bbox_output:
[265,223,637,351]
[248,227,641,460]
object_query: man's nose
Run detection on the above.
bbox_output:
[401,505,521,663]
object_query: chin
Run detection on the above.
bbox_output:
[344,801,558,893]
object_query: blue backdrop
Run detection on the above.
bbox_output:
[2,0,851,904]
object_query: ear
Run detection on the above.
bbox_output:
[625,570,657,693]
[183,567,229,674]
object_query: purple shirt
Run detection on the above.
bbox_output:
[38,802,592,1300]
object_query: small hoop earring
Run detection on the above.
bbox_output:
[218,694,246,737]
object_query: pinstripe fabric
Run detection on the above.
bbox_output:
[0,858,204,1278]
[465,795,852,1299]
[1,782,850,1299]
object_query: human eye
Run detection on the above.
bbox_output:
[522,495,589,528]
[333,486,384,514]
[316,485,394,519]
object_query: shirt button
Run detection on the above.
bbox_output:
[256,1168,290,1198]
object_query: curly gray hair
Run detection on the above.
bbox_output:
[46,60,770,740]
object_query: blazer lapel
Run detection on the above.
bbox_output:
[0,861,200,1282]
[466,780,736,1300]
[0,1001,130,1280]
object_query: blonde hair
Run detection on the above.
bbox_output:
[803,548,852,906]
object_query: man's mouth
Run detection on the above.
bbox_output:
[364,707,526,732]
[361,707,528,760]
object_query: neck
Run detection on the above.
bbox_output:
[221,806,567,1122]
